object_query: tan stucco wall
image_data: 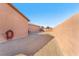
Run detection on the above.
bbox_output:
[34,14,79,56]
[0,4,28,43]
[29,24,40,33]
[53,14,79,55]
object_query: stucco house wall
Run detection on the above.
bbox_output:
[0,3,29,43]
[28,24,41,33]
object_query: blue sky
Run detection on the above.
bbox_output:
[12,3,79,27]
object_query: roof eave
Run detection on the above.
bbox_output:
[7,3,30,22]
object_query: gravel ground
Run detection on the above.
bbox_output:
[0,32,53,56]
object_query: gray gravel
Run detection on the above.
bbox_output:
[0,33,53,56]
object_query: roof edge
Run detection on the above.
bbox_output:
[7,3,30,22]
